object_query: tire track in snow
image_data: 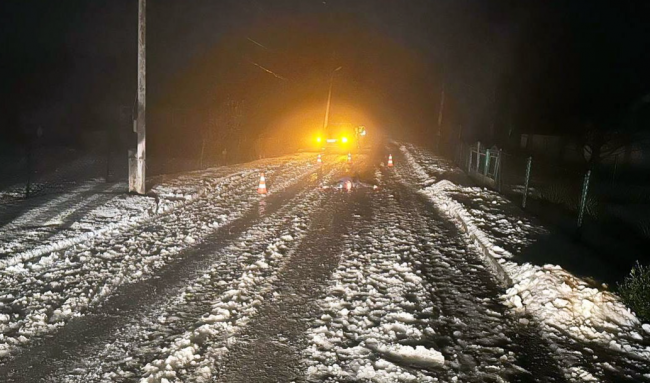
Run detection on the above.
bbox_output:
[0,182,125,257]
[303,188,446,382]
[389,147,569,382]
[303,164,567,382]
[49,184,326,382]
[0,160,345,382]
[388,176,567,382]
[0,155,322,365]
[215,188,361,383]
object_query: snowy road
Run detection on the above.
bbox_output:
[0,146,647,382]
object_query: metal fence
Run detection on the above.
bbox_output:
[456,141,504,191]
[454,141,650,242]
[0,144,234,204]
[0,147,128,203]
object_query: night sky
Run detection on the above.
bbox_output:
[1,0,649,156]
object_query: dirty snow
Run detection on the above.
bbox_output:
[0,154,322,360]
[2,147,648,382]
[303,176,553,382]
[399,143,650,381]
[37,161,347,382]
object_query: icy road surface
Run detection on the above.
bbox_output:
[0,147,648,382]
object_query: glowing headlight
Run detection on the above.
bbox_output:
[341,137,348,143]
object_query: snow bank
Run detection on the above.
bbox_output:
[398,143,650,379]
[421,180,512,287]
[504,263,640,344]
[398,146,432,184]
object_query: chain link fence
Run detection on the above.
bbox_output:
[454,141,650,245]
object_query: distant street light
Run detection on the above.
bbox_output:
[323,66,342,130]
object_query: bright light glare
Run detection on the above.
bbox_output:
[341,137,349,143]
[316,137,322,143]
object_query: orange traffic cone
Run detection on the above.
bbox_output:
[257,172,267,194]
[317,154,322,165]
[388,154,394,167]
[347,153,352,164]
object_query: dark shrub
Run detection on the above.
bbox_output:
[618,262,650,322]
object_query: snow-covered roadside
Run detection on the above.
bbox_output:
[399,143,650,381]
[0,182,152,257]
[0,154,320,361]
[0,154,317,268]
[0,169,246,268]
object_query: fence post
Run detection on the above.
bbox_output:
[484,149,491,176]
[577,170,592,229]
[522,156,532,209]
[496,149,503,192]
[475,141,481,172]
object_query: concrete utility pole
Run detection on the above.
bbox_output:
[323,66,342,130]
[436,48,447,154]
[130,0,147,194]
[435,82,445,154]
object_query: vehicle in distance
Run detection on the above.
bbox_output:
[315,123,368,152]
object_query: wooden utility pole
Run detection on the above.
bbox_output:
[130,0,147,194]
